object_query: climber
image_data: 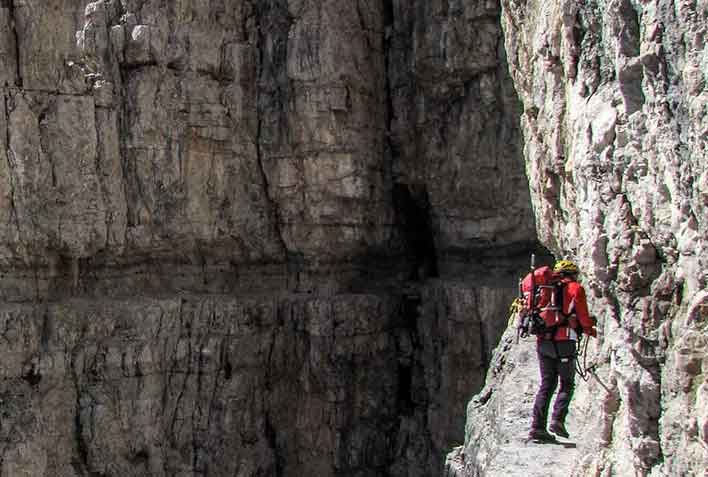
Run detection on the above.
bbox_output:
[528,259,597,443]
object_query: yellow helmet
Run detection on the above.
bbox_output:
[553,259,579,275]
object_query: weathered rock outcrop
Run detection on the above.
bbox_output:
[4,0,704,475]
[450,0,707,476]
[0,1,538,476]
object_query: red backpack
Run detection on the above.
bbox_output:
[517,266,565,338]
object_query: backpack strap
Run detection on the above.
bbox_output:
[539,280,579,340]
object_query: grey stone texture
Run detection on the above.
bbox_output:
[449,0,707,476]
[0,290,512,477]
[3,0,704,475]
[0,1,538,476]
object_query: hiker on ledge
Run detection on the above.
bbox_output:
[527,260,597,442]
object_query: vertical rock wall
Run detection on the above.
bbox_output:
[504,0,707,474]
[0,288,522,477]
[0,1,538,476]
[450,1,707,476]
[387,0,535,267]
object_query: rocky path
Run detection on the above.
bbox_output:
[446,325,590,477]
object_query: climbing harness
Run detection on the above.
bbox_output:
[574,334,613,393]
[575,333,592,381]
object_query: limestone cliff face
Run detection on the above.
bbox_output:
[450,1,707,476]
[3,0,704,475]
[0,1,537,476]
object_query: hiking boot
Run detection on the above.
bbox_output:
[549,421,569,438]
[528,428,557,443]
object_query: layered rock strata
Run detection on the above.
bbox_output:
[450,0,707,476]
[1,289,517,476]
[0,1,538,476]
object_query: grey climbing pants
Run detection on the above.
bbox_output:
[532,340,576,429]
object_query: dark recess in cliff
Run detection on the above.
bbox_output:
[393,183,439,281]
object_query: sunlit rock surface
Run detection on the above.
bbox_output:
[449,1,707,476]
